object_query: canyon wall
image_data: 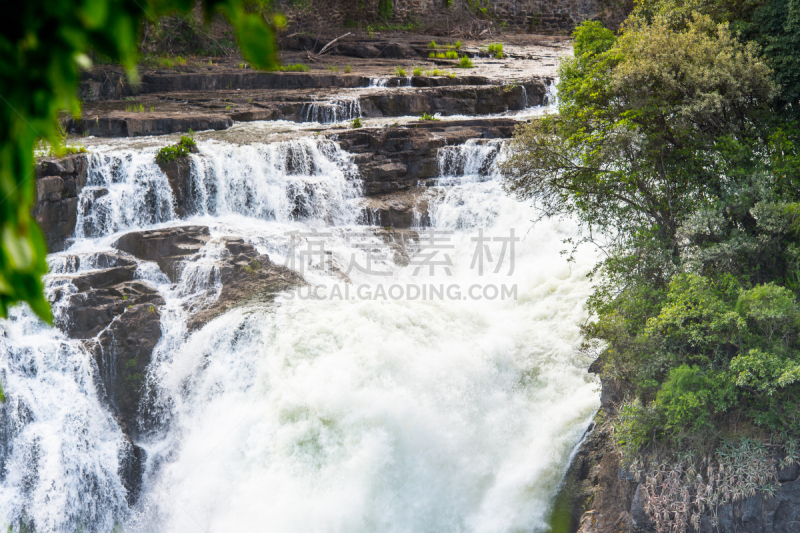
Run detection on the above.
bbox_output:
[278,0,614,34]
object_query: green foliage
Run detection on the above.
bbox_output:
[457,55,475,68]
[631,0,800,110]
[364,20,420,33]
[746,0,800,109]
[155,135,197,165]
[486,42,504,58]
[351,117,363,128]
[142,54,187,69]
[428,40,437,49]
[419,112,439,121]
[503,17,776,256]
[279,63,310,72]
[378,0,393,20]
[412,66,422,76]
[344,64,352,73]
[503,15,800,453]
[0,0,279,321]
[326,65,339,72]
[394,66,407,76]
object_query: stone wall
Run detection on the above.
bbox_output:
[278,0,612,33]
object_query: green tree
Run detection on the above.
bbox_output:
[502,17,776,258]
[0,0,280,323]
[502,17,800,451]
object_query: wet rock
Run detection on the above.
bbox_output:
[360,188,433,228]
[118,434,146,506]
[375,228,420,267]
[357,83,544,118]
[184,237,304,331]
[337,42,382,58]
[157,148,199,218]
[777,459,800,482]
[33,154,89,252]
[85,298,165,437]
[48,250,166,446]
[113,226,211,281]
[80,70,369,101]
[630,484,652,531]
[332,119,516,195]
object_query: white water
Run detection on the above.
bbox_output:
[301,98,362,124]
[0,128,599,532]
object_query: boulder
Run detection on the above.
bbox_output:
[85,297,165,436]
[184,237,304,331]
[360,189,433,228]
[156,149,198,218]
[113,226,211,281]
[380,41,419,59]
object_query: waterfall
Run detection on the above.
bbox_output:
[436,139,501,183]
[76,152,176,239]
[73,139,362,239]
[301,98,362,123]
[1,123,598,533]
[543,79,558,108]
[0,280,131,532]
[188,139,362,226]
[368,78,388,88]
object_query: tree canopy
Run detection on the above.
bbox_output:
[502,11,800,454]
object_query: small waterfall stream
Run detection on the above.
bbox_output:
[0,117,598,532]
[301,98,362,123]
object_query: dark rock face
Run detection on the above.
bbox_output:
[80,70,369,101]
[113,225,211,281]
[84,298,164,435]
[333,119,516,195]
[33,154,89,252]
[46,225,304,505]
[70,114,232,137]
[50,252,165,430]
[157,152,197,219]
[360,188,433,228]
[336,42,381,58]
[562,366,800,533]
[184,236,304,331]
[380,41,420,59]
[359,83,542,118]
[557,421,637,533]
[73,79,548,137]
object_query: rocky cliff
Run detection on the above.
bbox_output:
[560,371,800,533]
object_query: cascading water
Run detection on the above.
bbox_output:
[301,98,362,123]
[543,79,558,108]
[0,122,598,532]
[74,139,361,239]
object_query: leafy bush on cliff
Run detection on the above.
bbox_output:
[156,135,197,165]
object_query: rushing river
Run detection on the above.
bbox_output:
[0,112,598,532]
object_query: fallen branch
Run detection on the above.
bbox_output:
[307,32,351,61]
